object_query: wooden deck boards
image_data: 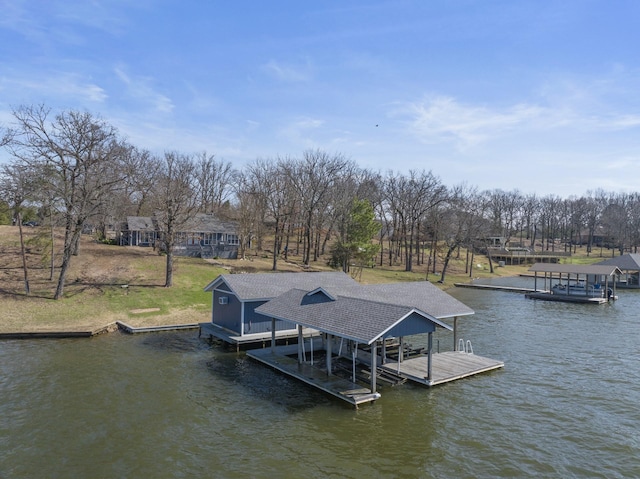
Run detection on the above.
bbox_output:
[199,322,319,348]
[454,283,540,293]
[380,351,504,386]
[247,343,503,406]
[247,346,381,407]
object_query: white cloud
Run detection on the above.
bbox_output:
[398,93,640,150]
[277,117,325,148]
[114,66,174,113]
[263,59,313,82]
[398,96,544,148]
[0,71,107,103]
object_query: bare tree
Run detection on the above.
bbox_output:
[0,161,34,226]
[287,150,351,265]
[438,185,487,283]
[121,146,160,216]
[153,152,200,287]
[243,157,297,270]
[4,105,127,299]
[384,170,447,272]
[195,152,234,213]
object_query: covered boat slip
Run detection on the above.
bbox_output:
[525,263,621,304]
[248,342,381,406]
[248,334,504,407]
[249,281,504,406]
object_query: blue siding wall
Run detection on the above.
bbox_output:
[244,301,297,335]
[384,312,436,338]
[212,290,242,334]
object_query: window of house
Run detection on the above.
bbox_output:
[227,234,239,245]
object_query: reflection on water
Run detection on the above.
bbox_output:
[2,284,640,478]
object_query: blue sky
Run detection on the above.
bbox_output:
[1,0,639,197]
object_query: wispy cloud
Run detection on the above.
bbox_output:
[0,71,107,103]
[263,59,313,82]
[278,117,325,147]
[114,66,174,113]
[398,92,640,150]
[398,96,545,148]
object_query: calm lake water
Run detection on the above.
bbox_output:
[2,279,640,478]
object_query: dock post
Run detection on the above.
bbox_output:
[326,334,332,375]
[370,341,377,393]
[453,317,458,351]
[297,325,304,364]
[427,332,433,381]
[271,318,276,354]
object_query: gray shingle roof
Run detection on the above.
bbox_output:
[338,281,474,319]
[205,272,473,343]
[127,216,155,231]
[595,254,640,271]
[203,271,360,300]
[181,213,238,233]
[255,288,448,344]
[528,263,622,276]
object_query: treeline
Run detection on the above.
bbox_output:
[2,106,640,297]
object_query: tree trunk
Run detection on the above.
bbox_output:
[49,209,55,281]
[165,250,174,287]
[17,213,30,295]
[54,228,78,299]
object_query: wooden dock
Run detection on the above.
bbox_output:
[247,343,503,406]
[454,283,540,293]
[199,322,319,351]
[380,351,504,386]
[247,345,381,407]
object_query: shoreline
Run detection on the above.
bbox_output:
[0,320,200,340]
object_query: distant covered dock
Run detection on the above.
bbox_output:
[525,263,621,304]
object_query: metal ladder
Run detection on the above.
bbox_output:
[458,338,474,354]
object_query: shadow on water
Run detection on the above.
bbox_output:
[202,351,340,412]
[139,331,207,353]
[138,330,340,411]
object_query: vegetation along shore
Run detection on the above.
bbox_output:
[0,225,609,335]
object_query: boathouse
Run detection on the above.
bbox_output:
[525,263,621,304]
[245,277,502,406]
[595,254,640,289]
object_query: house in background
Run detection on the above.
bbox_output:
[119,216,157,247]
[170,213,240,259]
[119,213,240,259]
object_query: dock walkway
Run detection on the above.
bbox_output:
[199,322,319,351]
[454,283,541,293]
[247,345,381,407]
[380,351,504,386]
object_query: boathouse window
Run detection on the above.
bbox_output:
[218,296,229,305]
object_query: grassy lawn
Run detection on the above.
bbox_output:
[0,226,226,332]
